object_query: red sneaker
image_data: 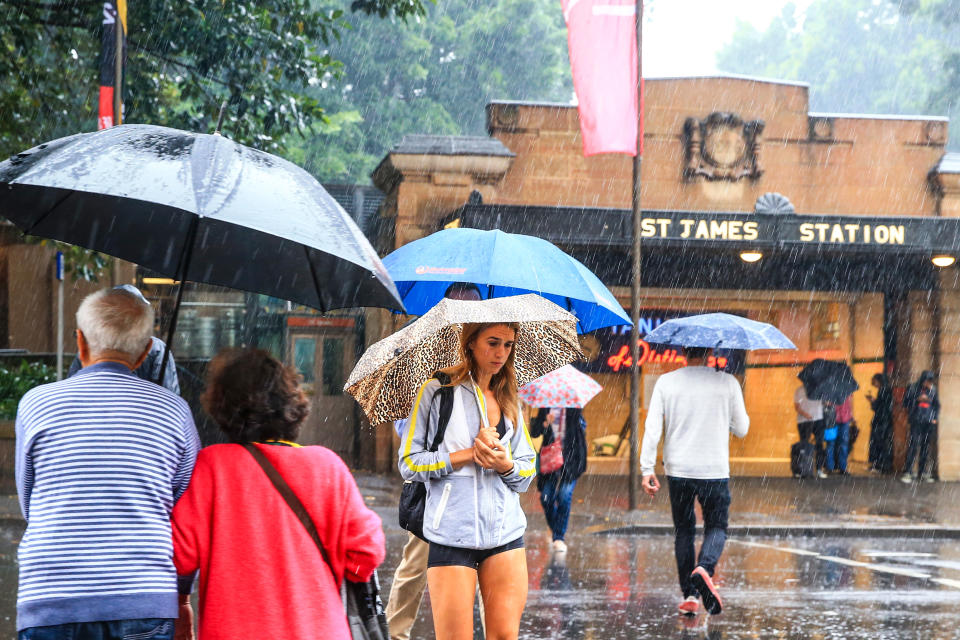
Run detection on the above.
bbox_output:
[690,566,723,614]
[677,595,699,615]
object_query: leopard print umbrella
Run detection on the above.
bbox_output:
[345,294,583,424]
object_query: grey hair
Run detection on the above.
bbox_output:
[76,288,155,359]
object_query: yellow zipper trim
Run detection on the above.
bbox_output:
[402,379,447,472]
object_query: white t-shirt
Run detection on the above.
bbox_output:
[794,385,823,422]
[640,366,750,479]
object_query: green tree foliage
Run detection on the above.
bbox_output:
[0,360,56,419]
[289,0,573,183]
[899,0,960,133]
[0,0,430,157]
[715,0,960,147]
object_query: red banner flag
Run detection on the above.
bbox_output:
[98,0,127,129]
[562,0,640,156]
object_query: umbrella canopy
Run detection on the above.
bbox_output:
[519,364,602,409]
[345,294,582,424]
[643,313,797,351]
[382,228,631,333]
[0,124,402,312]
[798,359,859,404]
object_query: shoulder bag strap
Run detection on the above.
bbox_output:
[241,443,339,587]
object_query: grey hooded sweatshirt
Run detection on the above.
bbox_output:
[398,378,537,549]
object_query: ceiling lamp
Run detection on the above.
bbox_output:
[739,250,763,263]
[932,255,956,268]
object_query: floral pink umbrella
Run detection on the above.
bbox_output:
[519,364,603,408]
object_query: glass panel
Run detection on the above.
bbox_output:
[322,338,345,396]
[293,337,317,383]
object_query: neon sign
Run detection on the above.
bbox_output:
[605,340,729,372]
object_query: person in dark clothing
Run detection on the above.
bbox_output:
[866,373,894,473]
[530,407,588,554]
[901,370,939,483]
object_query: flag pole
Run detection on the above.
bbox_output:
[628,0,644,511]
[112,1,124,125]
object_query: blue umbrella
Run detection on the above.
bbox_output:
[382,228,631,333]
[643,313,797,350]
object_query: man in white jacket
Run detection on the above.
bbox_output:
[640,346,749,617]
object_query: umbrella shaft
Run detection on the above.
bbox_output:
[158,217,200,385]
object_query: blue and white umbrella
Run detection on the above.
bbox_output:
[643,313,797,351]
[382,228,631,333]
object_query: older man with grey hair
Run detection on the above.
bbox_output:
[68,284,180,395]
[15,287,200,640]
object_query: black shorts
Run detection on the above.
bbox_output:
[427,537,525,569]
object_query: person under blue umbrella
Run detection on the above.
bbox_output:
[640,346,750,617]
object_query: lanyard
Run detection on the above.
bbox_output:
[261,439,302,448]
[468,374,491,430]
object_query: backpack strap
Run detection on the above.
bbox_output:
[428,372,455,452]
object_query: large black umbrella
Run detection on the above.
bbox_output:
[0,124,402,312]
[798,359,859,404]
[0,124,404,379]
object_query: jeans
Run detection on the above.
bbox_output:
[540,477,577,541]
[667,477,730,598]
[904,421,935,478]
[19,619,174,640]
[798,419,826,471]
[824,422,850,472]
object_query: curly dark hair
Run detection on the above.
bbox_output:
[202,348,310,444]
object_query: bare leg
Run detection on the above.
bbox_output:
[477,548,527,640]
[427,565,478,640]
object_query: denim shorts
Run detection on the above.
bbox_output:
[428,537,524,569]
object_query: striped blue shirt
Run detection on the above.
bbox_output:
[15,361,200,631]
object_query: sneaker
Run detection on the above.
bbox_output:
[678,595,699,616]
[817,470,828,479]
[690,566,723,615]
[552,540,568,554]
[924,476,937,484]
[900,473,913,484]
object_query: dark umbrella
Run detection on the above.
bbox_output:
[0,124,404,380]
[798,359,859,404]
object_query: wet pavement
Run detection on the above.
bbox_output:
[0,474,959,638]
[363,473,960,639]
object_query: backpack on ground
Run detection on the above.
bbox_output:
[791,440,815,478]
[398,372,455,540]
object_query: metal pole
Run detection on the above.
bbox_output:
[113,1,123,126]
[56,252,64,380]
[628,0,644,511]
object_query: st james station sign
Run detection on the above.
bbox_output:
[451,203,960,254]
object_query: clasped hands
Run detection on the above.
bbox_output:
[473,426,513,474]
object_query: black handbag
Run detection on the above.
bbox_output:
[398,374,454,540]
[243,444,389,640]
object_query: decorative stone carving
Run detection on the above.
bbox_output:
[809,116,834,142]
[925,121,947,146]
[683,112,765,182]
[754,192,796,214]
[489,103,520,130]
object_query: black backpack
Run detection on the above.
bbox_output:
[398,372,455,540]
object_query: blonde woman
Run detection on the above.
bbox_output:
[398,322,537,640]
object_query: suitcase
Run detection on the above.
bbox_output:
[791,441,815,478]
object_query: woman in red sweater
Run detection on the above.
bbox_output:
[171,348,385,639]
